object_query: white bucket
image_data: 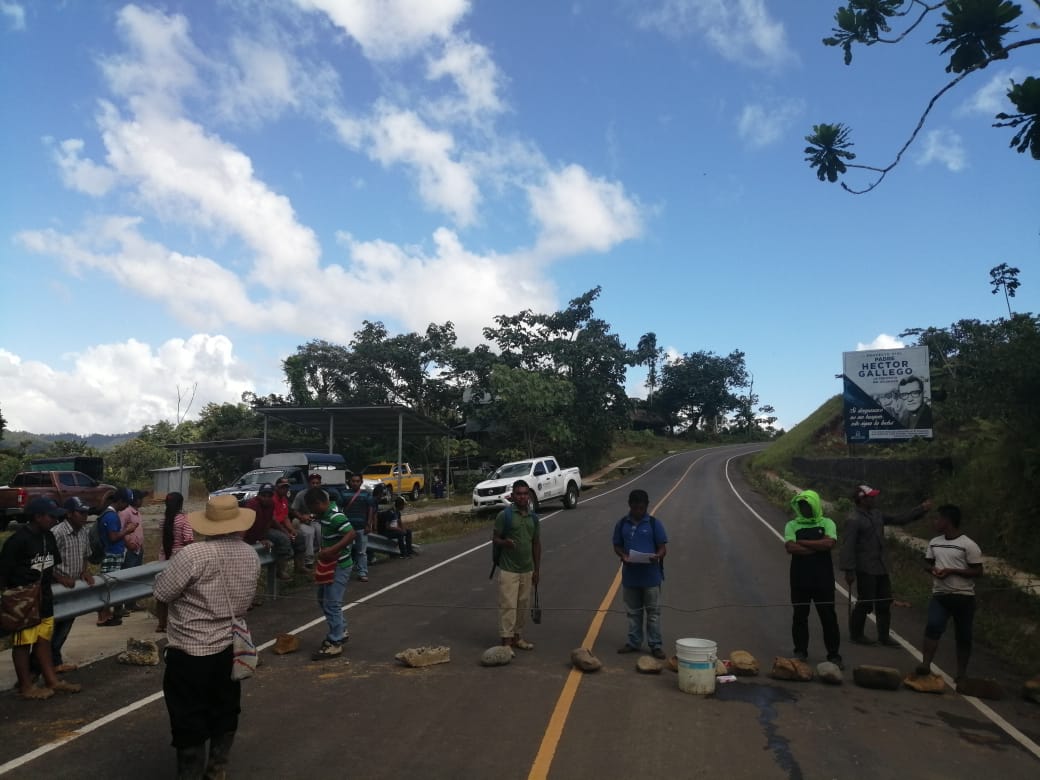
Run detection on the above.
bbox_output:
[676,638,717,695]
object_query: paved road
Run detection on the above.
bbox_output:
[2,445,1038,778]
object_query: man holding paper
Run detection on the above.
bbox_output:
[612,489,669,659]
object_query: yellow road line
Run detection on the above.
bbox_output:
[527,459,700,780]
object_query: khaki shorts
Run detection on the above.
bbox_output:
[13,616,54,646]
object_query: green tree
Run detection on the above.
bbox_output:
[805,0,1039,193]
[657,350,748,434]
[482,365,576,458]
[191,402,263,489]
[989,262,1022,315]
[482,288,635,467]
[0,405,6,441]
[105,437,174,487]
[635,332,664,410]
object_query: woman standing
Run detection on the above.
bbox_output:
[156,492,193,632]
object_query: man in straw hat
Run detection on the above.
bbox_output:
[154,494,260,778]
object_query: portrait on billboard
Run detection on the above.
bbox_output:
[842,346,933,443]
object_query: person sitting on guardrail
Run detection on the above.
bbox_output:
[154,494,259,778]
[243,484,302,582]
[0,497,82,699]
[382,496,415,557]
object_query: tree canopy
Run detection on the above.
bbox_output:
[805,0,1039,193]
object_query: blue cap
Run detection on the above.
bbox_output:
[26,497,66,517]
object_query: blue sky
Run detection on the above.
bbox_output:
[1,0,1037,436]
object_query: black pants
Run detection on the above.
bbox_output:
[163,646,240,749]
[385,527,413,555]
[850,572,893,640]
[791,584,840,656]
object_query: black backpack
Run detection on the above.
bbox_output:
[489,504,539,579]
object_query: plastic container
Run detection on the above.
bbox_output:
[675,638,718,695]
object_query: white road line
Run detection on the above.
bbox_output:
[723,454,1040,762]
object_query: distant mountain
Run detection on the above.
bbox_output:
[0,430,138,453]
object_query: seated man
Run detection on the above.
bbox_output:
[382,497,414,557]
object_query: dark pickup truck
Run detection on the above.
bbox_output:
[0,471,116,530]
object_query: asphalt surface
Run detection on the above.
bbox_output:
[1,445,1038,779]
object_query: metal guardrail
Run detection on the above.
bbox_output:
[50,545,277,622]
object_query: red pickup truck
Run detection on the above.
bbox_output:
[0,471,117,530]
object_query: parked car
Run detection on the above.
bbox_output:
[362,462,425,501]
[472,456,581,512]
[209,452,370,504]
[0,471,116,530]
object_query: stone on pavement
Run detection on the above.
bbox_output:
[853,665,902,690]
[729,650,759,676]
[636,656,663,674]
[956,677,1004,700]
[395,645,451,668]
[570,647,602,672]
[770,657,813,682]
[903,673,946,694]
[273,633,300,655]
[1023,676,1040,704]
[817,661,843,685]
[480,646,514,666]
[116,638,160,666]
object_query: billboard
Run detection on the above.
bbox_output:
[842,346,932,443]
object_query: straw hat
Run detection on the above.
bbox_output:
[187,495,256,536]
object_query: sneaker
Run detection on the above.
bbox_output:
[651,647,666,660]
[793,650,809,661]
[513,638,535,651]
[359,576,369,582]
[312,640,343,661]
[617,644,640,654]
[826,654,845,670]
[877,637,900,648]
[849,635,876,646]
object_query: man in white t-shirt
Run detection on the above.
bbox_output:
[915,504,983,682]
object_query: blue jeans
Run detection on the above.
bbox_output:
[622,585,662,649]
[317,564,351,644]
[351,530,368,577]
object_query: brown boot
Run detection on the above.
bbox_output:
[293,553,306,577]
[275,559,292,581]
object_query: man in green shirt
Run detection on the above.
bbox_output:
[491,480,541,652]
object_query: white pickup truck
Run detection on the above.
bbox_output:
[472,456,581,512]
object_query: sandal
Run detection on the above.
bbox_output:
[97,617,123,627]
[19,686,54,700]
[50,681,82,694]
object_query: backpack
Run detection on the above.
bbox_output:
[489,504,539,579]
[88,510,113,565]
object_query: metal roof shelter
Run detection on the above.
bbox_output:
[254,406,455,490]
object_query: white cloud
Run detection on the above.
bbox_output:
[638,0,793,67]
[957,68,1027,116]
[332,103,481,225]
[0,1,25,30]
[856,334,905,351]
[0,336,253,435]
[50,138,118,196]
[916,128,967,172]
[338,227,549,343]
[528,164,643,256]
[736,98,804,149]
[293,0,470,61]
[425,35,505,123]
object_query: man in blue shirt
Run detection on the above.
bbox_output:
[612,489,668,659]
